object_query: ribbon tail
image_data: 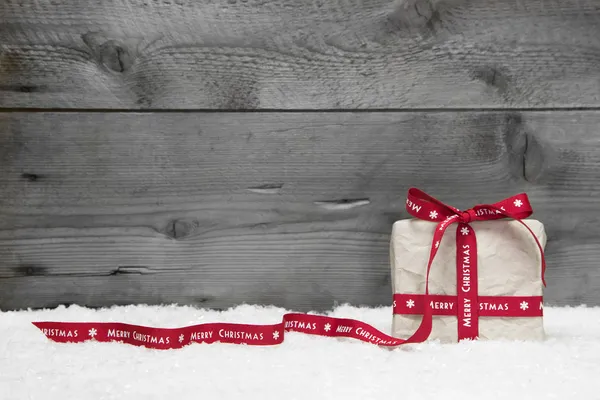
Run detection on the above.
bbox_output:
[402,216,458,344]
[513,219,547,287]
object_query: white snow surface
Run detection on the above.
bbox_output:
[1,303,599,400]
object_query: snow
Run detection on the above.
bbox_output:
[1,303,599,400]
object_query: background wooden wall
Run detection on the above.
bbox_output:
[1,0,600,312]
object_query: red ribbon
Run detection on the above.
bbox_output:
[32,313,409,350]
[393,294,544,318]
[31,188,546,349]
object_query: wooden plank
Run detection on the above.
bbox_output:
[1,0,600,109]
[1,235,599,310]
[1,110,600,311]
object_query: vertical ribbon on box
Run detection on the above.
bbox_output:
[404,188,547,341]
[456,220,479,340]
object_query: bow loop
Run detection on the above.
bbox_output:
[405,188,460,221]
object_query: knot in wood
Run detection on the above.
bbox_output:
[98,40,132,73]
[21,173,39,182]
[165,219,197,240]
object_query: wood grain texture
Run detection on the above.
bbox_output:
[1,111,600,311]
[2,0,600,109]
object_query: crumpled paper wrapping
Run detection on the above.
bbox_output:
[390,218,546,343]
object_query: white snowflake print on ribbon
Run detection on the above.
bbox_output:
[429,211,438,219]
[434,241,440,248]
[273,331,280,340]
[514,199,523,207]
[179,334,184,343]
[460,226,469,235]
[406,299,415,308]
[324,323,331,332]
[88,328,97,338]
[520,301,529,310]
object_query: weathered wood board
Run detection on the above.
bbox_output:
[1,0,600,109]
[1,111,600,311]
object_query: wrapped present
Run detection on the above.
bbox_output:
[390,188,547,343]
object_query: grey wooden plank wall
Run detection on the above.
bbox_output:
[1,0,600,312]
[2,0,600,109]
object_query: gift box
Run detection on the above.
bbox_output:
[390,188,547,343]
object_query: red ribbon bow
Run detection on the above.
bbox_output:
[400,188,546,342]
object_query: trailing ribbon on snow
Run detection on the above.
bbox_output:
[33,313,408,350]
[32,188,546,349]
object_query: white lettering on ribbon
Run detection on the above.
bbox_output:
[354,327,396,346]
[132,331,170,345]
[218,329,264,341]
[107,329,131,339]
[462,244,472,328]
[462,245,471,294]
[190,331,213,340]
[475,208,501,216]
[463,298,472,327]
[429,301,454,310]
[42,328,78,338]
[406,198,422,213]
[479,303,509,311]
[336,326,352,333]
[284,320,317,330]
[438,215,459,231]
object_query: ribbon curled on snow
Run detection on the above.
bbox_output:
[402,187,547,341]
[32,188,546,350]
[32,313,412,350]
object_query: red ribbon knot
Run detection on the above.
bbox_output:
[460,209,477,224]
